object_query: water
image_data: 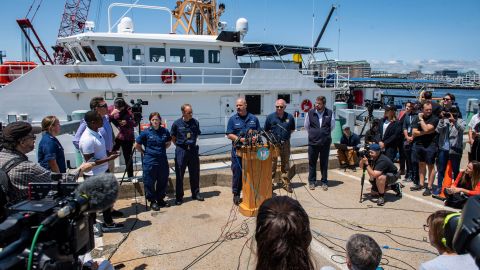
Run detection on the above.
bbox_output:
[382,88,480,117]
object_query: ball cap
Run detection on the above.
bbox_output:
[2,122,42,142]
[369,143,381,152]
[342,124,350,130]
[384,104,397,111]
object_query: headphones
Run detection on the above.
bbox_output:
[441,212,461,249]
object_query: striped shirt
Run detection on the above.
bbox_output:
[0,149,50,202]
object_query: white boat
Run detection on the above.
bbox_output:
[0,2,356,165]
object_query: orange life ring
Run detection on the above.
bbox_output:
[301,99,312,112]
[161,68,177,84]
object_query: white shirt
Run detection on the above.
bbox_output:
[382,120,391,138]
[468,113,480,131]
[304,109,336,132]
[79,127,108,176]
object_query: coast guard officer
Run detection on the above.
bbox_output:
[226,97,261,205]
[264,99,295,192]
[171,104,204,205]
[135,112,172,211]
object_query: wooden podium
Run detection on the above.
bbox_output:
[236,145,279,217]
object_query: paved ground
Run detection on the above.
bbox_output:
[92,151,468,270]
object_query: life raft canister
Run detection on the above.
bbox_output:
[301,99,312,112]
[0,61,37,84]
[161,68,177,84]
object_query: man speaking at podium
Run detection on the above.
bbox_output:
[226,98,260,205]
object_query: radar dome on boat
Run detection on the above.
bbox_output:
[118,17,134,33]
[236,18,248,37]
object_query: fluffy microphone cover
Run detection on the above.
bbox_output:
[75,173,119,212]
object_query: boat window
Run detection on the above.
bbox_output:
[189,49,204,63]
[150,48,166,62]
[277,94,291,104]
[132,48,142,61]
[72,47,86,62]
[97,46,124,62]
[170,48,186,63]
[82,46,97,62]
[208,50,220,64]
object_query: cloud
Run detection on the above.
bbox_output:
[370,59,480,74]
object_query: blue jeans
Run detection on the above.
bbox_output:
[437,150,462,189]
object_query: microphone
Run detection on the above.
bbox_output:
[42,174,119,225]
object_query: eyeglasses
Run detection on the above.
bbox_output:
[276,106,284,109]
[423,224,429,232]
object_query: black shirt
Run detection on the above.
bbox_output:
[373,154,398,174]
[412,114,439,146]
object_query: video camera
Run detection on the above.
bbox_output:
[451,196,480,267]
[130,99,149,125]
[364,99,383,118]
[0,174,118,270]
[358,144,371,159]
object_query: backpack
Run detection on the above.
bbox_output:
[0,158,25,219]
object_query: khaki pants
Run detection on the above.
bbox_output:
[272,141,291,185]
[337,149,357,166]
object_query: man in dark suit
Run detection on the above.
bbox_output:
[304,96,335,191]
[379,105,400,161]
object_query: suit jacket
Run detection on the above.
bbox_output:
[379,119,400,148]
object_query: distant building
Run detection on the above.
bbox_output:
[463,71,479,85]
[434,69,458,78]
[371,70,407,79]
[309,60,371,78]
[408,70,423,79]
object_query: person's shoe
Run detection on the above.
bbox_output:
[392,183,403,197]
[192,194,205,201]
[101,222,124,232]
[233,195,241,205]
[423,188,432,196]
[150,201,161,211]
[377,196,385,206]
[351,166,357,172]
[309,183,315,190]
[432,194,446,201]
[284,183,293,193]
[158,200,171,208]
[399,170,406,176]
[410,185,423,191]
[111,209,124,218]
[93,223,103,237]
[175,199,183,206]
[322,184,328,191]
[403,177,412,183]
[432,188,441,196]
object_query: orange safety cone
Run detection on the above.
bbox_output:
[439,160,453,198]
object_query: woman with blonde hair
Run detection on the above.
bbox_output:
[38,115,66,173]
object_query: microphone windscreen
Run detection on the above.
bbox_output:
[75,173,119,212]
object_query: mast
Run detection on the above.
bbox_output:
[172,0,225,35]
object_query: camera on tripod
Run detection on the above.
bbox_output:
[130,99,149,125]
[359,144,371,159]
[364,99,383,117]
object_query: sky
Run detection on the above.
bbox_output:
[1,0,479,73]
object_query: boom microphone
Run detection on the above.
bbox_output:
[42,174,119,225]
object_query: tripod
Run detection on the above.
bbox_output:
[358,107,375,139]
[359,164,367,203]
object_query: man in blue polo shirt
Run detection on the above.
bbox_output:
[226,98,261,205]
[264,99,295,192]
[171,104,204,205]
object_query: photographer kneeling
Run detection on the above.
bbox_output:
[359,144,402,206]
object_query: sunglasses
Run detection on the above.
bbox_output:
[443,98,451,101]
[97,103,108,108]
[276,106,284,109]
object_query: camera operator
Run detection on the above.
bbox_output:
[468,110,480,162]
[442,93,462,119]
[0,122,94,209]
[436,107,466,195]
[359,144,402,206]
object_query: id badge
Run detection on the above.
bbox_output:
[187,132,191,139]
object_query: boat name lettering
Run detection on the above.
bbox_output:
[64,73,117,78]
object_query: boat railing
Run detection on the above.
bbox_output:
[0,64,37,86]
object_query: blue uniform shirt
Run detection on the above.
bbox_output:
[264,112,295,142]
[136,127,171,164]
[170,118,201,146]
[38,132,66,173]
[226,112,261,137]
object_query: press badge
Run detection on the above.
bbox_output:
[187,132,191,139]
